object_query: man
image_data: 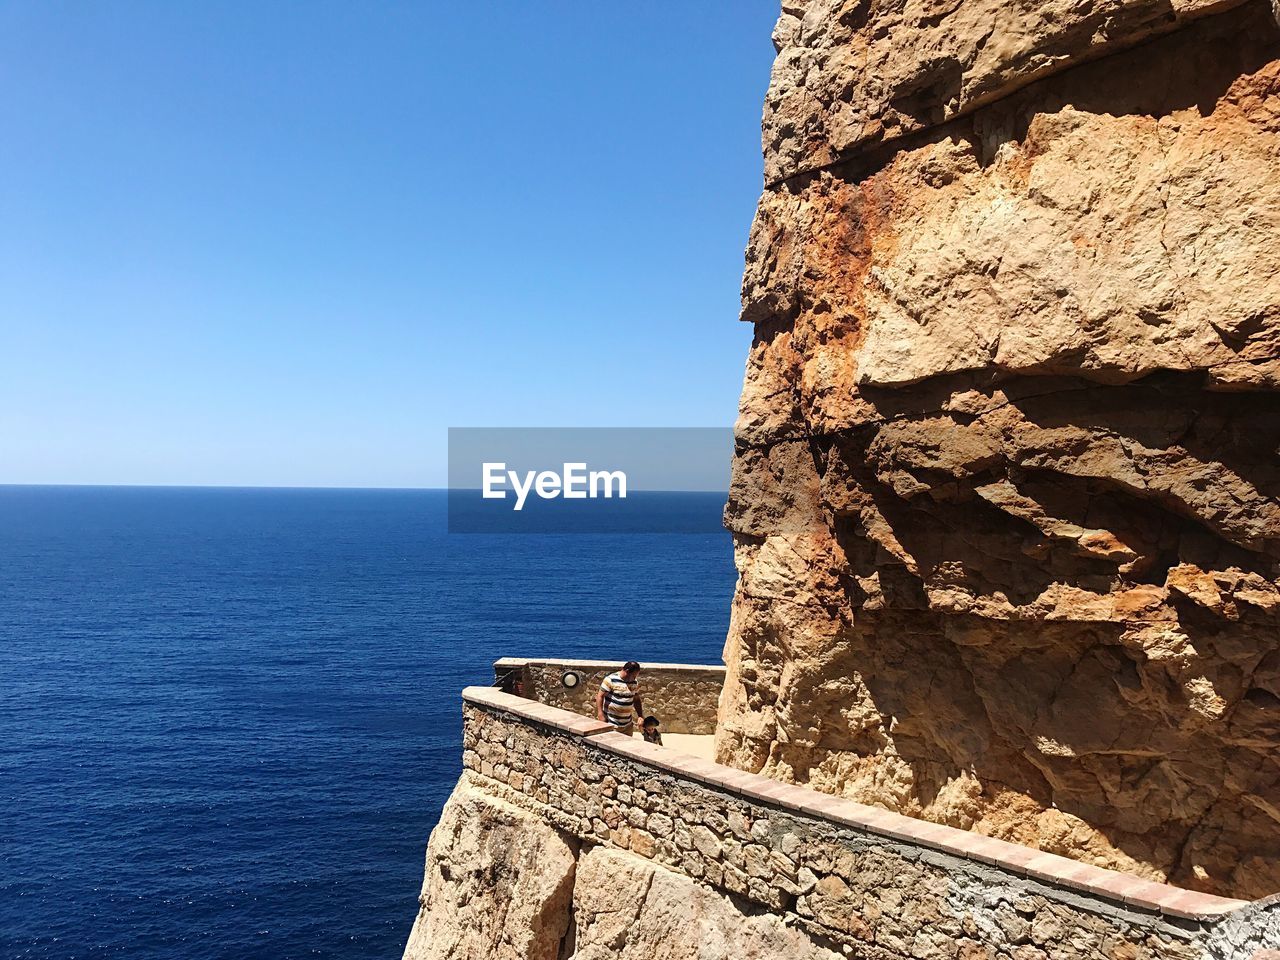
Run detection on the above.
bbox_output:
[596,661,643,736]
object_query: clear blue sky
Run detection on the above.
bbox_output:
[0,2,779,488]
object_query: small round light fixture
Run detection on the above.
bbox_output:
[561,670,582,689]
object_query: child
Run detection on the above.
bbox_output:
[641,715,663,745]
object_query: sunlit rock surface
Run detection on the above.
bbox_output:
[403,780,846,960]
[762,0,1256,184]
[719,0,1280,899]
[402,782,578,960]
[570,848,844,960]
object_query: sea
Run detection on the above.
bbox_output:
[0,486,736,959]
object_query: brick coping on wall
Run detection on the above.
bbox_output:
[461,683,1252,925]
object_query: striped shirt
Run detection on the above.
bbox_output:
[600,672,638,729]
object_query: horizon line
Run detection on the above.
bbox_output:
[0,482,731,494]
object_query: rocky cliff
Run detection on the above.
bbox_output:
[403,777,853,960]
[407,698,1274,960]
[403,4,1280,956]
[719,0,1280,901]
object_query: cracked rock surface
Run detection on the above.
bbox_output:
[401,782,578,960]
[719,0,1280,899]
[570,847,844,960]
[763,0,1254,184]
[402,781,845,960]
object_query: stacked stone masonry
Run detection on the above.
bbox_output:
[494,658,725,735]
[435,687,1280,960]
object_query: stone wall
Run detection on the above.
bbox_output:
[423,686,1280,960]
[493,657,725,734]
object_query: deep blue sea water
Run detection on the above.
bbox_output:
[0,486,735,960]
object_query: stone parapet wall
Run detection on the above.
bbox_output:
[460,686,1278,960]
[492,657,725,734]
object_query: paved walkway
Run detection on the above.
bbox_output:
[662,732,715,760]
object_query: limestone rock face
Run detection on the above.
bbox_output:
[721,0,1280,899]
[571,847,843,960]
[402,780,578,960]
[403,779,845,960]
[764,0,1252,184]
